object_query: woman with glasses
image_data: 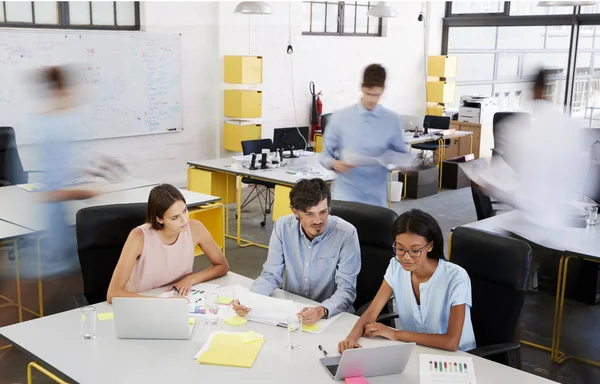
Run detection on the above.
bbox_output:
[338,209,476,352]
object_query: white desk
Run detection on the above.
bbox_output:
[0,179,160,232]
[0,272,556,384]
[65,186,220,226]
[460,210,600,367]
[0,220,33,241]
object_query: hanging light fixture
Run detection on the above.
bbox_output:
[537,1,595,6]
[367,2,398,18]
[234,1,273,15]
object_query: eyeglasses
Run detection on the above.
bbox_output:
[392,242,430,259]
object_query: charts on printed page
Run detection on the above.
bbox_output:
[419,354,476,384]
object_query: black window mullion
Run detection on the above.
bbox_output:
[89,1,93,25]
[113,1,117,26]
[324,1,328,33]
[310,2,313,33]
[353,1,357,34]
[503,1,510,16]
[339,2,344,36]
[366,1,369,33]
[31,1,35,24]
[445,1,452,17]
[134,0,140,29]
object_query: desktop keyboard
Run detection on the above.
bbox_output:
[326,364,339,376]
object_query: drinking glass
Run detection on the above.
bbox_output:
[205,293,219,325]
[287,314,302,349]
[80,306,96,340]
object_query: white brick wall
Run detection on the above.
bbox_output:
[19,1,444,187]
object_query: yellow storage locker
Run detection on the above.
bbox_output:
[272,184,292,221]
[189,204,224,256]
[224,90,262,118]
[224,120,262,152]
[187,167,236,204]
[428,56,458,78]
[224,56,263,84]
[426,81,456,103]
[426,103,445,116]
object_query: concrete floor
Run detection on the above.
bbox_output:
[1,187,599,383]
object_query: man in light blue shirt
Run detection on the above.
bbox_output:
[320,64,408,207]
[233,178,361,325]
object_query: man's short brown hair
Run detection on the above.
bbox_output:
[362,64,386,88]
[289,178,331,212]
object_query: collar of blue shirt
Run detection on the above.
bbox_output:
[297,215,335,244]
[356,102,381,118]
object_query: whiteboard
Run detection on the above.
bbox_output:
[0,30,182,145]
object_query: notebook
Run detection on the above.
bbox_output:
[195,331,265,368]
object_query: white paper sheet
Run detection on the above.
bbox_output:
[419,354,476,384]
[158,283,220,315]
[235,287,298,326]
[293,302,342,334]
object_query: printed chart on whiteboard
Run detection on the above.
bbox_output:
[0,30,182,145]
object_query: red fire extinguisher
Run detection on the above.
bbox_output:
[310,81,323,140]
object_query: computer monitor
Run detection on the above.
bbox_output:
[423,115,451,132]
[272,126,310,158]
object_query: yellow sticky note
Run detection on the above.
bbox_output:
[197,333,265,368]
[224,315,247,326]
[238,331,260,344]
[97,312,114,321]
[189,317,196,325]
[217,296,234,305]
[302,324,321,333]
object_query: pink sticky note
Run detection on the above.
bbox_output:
[345,377,369,384]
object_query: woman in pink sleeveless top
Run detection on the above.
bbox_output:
[107,184,229,302]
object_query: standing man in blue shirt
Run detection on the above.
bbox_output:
[320,64,408,207]
[232,178,361,325]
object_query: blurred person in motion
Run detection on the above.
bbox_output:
[320,64,410,207]
[466,68,589,233]
[36,66,99,277]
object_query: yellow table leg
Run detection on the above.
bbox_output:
[388,170,402,208]
[438,138,444,189]
[14,239,22,323]
[27,362,69,384]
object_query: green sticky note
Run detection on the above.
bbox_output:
[238,331,260,344]
[302,324,321,333]
[97,312,114,321]
[217,296,234,305]
[189,317,196,325]
[224,315,247,326]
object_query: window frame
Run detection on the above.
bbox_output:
[0,1,140,31]
[442,1,600,112]
[302,1,382,37]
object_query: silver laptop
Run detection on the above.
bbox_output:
[320,343,415,381]
[113,297,195,340]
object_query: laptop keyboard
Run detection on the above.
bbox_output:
[326,364,339,376]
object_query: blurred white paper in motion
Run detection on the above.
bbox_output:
[340,149,415,169]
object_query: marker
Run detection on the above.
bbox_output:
[459,363,463,373]
[434,362,437,370]
[444,362,447,372]
[464,363,468,373]
[318,345,328,357]
[429,361,433,371]
[454,362,457,373]
[166,128,177,131]
[439,361,443,372]
[286,171,297,175]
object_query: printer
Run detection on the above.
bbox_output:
[458,95,498,124]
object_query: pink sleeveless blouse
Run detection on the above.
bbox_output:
[125,223,194,293]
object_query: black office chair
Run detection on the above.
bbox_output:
[412,115,451,166]
[470,181,497,221]
[0,126,42,186]
[451,226,532,368]
[320,113,332,134]
[330,200,398,326]
[75,203,147,306]
[491,112,531,168]
[241,139,275,227]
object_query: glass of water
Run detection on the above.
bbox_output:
[587,205,598,226]
[80,306,96,339]
[205,293,219,325]
[287,314,302,350]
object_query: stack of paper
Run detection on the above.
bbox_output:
[194,331,265,368]
[419,354,476,384]
[158,283,220,315]
[234,287,297,326]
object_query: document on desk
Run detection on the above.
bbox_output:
[235,287,297,326]
[194,331,265,368]
[158,283,220,315]
[419,354,476,384]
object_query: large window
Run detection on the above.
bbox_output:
[302,1,382,36]
[443,1,600,126]
[0,1,139,30]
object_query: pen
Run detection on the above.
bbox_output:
[318,345,328,357]
[172,286,180,295]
